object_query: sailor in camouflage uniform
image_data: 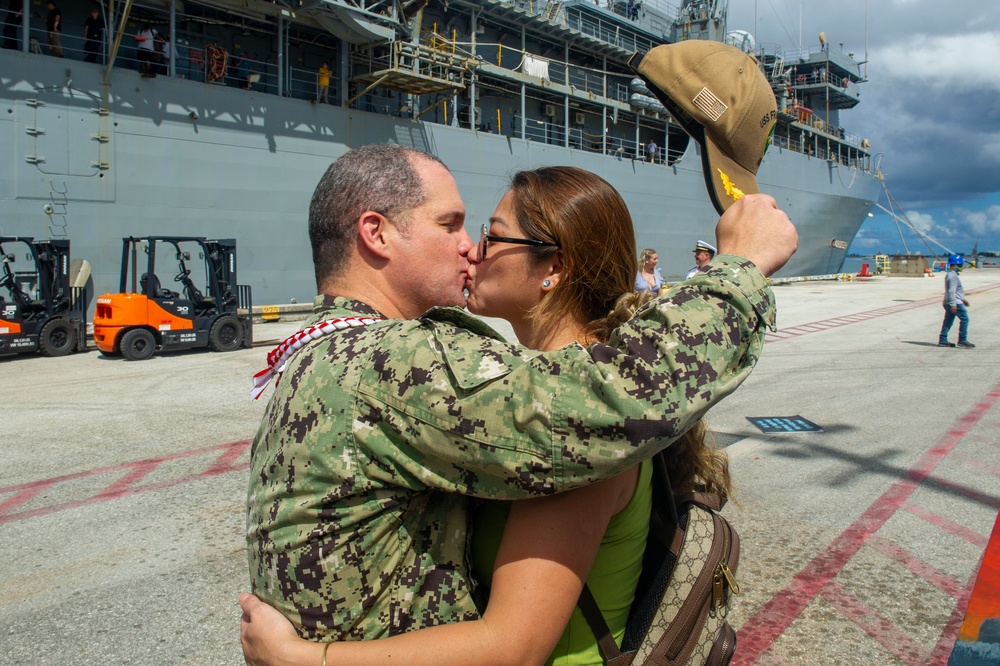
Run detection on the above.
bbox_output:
[246,144,797,642]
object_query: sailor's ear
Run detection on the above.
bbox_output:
[358,211,392,259]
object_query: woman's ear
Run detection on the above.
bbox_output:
[541,250,564,292]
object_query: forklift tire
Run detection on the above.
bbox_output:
[209,315,244,352]
[39,318,77,357]
[121,328,156,361]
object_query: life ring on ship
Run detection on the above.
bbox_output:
[206,44,228,83]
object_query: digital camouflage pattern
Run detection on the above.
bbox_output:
[246,255,775,641]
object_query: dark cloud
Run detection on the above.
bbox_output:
[729,0,1000,254]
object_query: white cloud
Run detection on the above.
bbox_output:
[951,205,1000,235]
[873,33,1000,91]
[854,236,882,248]
[904,210,937,234]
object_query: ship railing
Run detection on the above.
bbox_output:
[486,0,664,52]
[513,121,679,165]
[13,16,305,99]
[766,43,832,64]
[773,134,872,172]
[791,69,854,90]
[289,66,341,104]
[563,10,660,53]
[448,38,633,101]
[605,0,677,27]
[785,110,867,152]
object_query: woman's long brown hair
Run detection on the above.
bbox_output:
[509,166,733,501]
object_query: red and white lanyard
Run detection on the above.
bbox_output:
[251,316,382,400]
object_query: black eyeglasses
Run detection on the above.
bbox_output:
[479,223,558,260]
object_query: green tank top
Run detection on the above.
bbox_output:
[471,458,652,665]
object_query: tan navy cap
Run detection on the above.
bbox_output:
[629,41,777,215]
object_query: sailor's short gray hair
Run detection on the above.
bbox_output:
[309,144,448,288]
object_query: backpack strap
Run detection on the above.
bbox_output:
[577,584,626,665]
[578,450,683,665]
[675,491,725,513]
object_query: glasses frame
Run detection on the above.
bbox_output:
[479,223,559,260]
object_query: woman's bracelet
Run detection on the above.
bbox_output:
[321,641,332,666]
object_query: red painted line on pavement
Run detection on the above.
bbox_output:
[951,453,1000,477]
[901,503,989,549]
[819,581,929,665]
[766,298,938,342]
[866,535,965,599]
[765,283,1000,344]
[96,461,160,499]
[0,440,252,495]
[0,482,54,516]
[0,439,252,525]
[733,382,1000,664]
[205,440,252,475]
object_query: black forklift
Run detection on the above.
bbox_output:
[0,236,88,357]
[93,236,253,360]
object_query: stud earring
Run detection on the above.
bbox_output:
[543,280,551,288]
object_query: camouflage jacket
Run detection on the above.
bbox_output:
[247,255,775,640]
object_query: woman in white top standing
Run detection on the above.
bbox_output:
[634,247,663,294]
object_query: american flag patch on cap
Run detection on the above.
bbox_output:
[692,87,727,122]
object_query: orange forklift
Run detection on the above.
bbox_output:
[0,236,88,357]
[93,236,253,361]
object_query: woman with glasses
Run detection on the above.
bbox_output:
[241,166,731,666]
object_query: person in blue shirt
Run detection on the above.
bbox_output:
[634,247,663,293]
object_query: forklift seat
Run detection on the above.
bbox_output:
[139,272,159,295]
[140,273,178,299]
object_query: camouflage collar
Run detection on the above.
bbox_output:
[251,315,382,400]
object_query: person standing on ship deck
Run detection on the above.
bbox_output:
[646,139,658,163]
[135,23,158,77]
[83,7,104,63]
[317,62,331,103]
[2,0,23,51]
[45,0,61,57]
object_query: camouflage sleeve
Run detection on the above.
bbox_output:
[355,255,773,498]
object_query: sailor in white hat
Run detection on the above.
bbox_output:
[685,239,717,279]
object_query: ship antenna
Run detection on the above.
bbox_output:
[864,0,869,80]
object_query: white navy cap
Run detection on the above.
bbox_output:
[694,240,717,256]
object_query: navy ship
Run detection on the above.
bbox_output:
[0,0,881,306]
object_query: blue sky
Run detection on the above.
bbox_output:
[727,0,1000,256]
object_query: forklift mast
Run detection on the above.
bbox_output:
[0,237,80,319]
[204,239,239,308]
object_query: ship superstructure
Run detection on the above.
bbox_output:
[0,0,881,306]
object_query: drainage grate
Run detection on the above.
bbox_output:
[745,416,823,433]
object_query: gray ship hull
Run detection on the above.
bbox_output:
[1,49,882,306]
